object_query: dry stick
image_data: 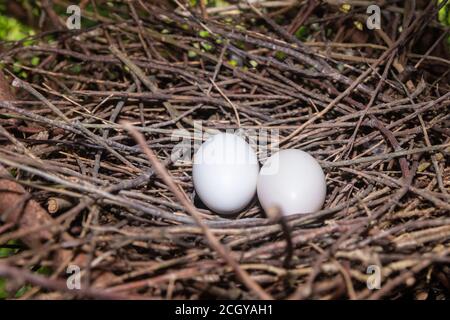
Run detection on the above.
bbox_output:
[72,89,273,122]
[205,0,296,15]
[280,216,293,269]
[0,149,267,233]
[367,247,450,300]
[277,1,437,147]
[76,123,140,171]
[203,41,230,121]
[93,84,137,177]
[414,29,450,69]
[0,124,39,161]
[0,155,194,228]
[360,218,450,249]
[342,54,395,159]
[320,143,450,168]
[393,225,450,250]
[124,123,273,300]
[0,76,75,262]
[210,79,241,127]
[291,161,420,300]
[0,165,54,245]
[339,91,448,167]
[40,0,65,30]
[0,101,142,155]
[307,76,412,178]
[0,263,134,300]
[287,0,319,34]
[265,206,293,269]
[0,80,138,170]
[248,0,329,69]
[203,20,388,101]
[110,45,219,132]
[418,115,447,195]
[127,0,153,60]
[207,40,229,95]
[173,0,215,36]
[109,45,186,130]
[395,76,448,196]
[110,46,158,92]
[11,44,268,121]
[0,70,21,127]
[12,64,129,89]
[372,172,450,210]
[1,2,447,300]
[8,74,70,122]
[199,0,208,19]
[47,197,72,214]
[340,168,450,212]
[0,164,163,245]
[384,92,450,134]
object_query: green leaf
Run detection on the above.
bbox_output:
[15,284,31,298]
[0,15,35,42]
[294,26,309,41]
[70,64,82,74]
[213,0,230,7]
[199,30,210,38]
[31,56,40,66]
[201,42,213,51]
[249,60,258,68]
[228,59,238,67]
[37,266,52,276]
[0,239,22,299]
[0,278,7,299]
[0,240,20,258]
[437,0,450,46]
[438,0,449,25]
[13,63,22,73]
[275,51,287,61]
[188,50,198,58]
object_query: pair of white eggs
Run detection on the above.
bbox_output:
[192,133,326,216]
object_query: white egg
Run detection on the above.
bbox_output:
[257,149,326,216]
[193,132,259,215]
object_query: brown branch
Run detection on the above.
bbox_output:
[124,123,273,300]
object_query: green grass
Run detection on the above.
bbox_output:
[0,15,35,42]
[0,240,21,299]
[438,0,450,46]
[1,238,54,299]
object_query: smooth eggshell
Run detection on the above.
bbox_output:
[257,149,326,216]
[193,133,259,215]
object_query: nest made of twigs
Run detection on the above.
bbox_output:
[0,1,449,300]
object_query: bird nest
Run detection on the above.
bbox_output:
[0,1,449,300]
